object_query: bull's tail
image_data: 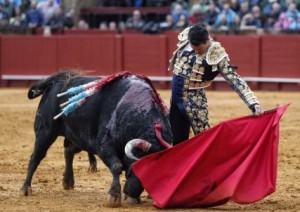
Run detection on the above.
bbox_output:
[27,71,81,99]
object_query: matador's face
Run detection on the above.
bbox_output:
[190,39,210,54]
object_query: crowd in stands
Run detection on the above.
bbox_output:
[161,0,300,34]
[0,0,300,35]
[0,0,73,34]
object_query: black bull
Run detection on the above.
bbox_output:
[20,71,173,206]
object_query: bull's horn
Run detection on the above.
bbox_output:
[125,139,152,161]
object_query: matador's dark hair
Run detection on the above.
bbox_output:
[188,24,209,46]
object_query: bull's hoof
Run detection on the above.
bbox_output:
[124,194,141,204]
[20,186,32,196]
[107,194,121,207]
[62,179,74,190]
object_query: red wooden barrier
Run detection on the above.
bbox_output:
[122,34,168,76]
[215,35,260,77]
[164,30,180,77]
[56,35,116,75]
[261,35,300,78]
[0,34,299,90]
[1,35,57,75]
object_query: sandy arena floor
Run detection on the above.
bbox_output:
[0,88,299,211]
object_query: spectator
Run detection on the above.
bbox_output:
[171,0,189,11]
[263,0,282,21]
[269,1,282,20]
[174,13,189,30]
[0,4,8,27]
[9,6,27,28]
[197,0,210,12]
[108,21,117,31]
[231,0,240,13]
[205,1,219,27]
[274,12,290,30]
[280,0,294,12]
[77,19,89,30]
[0,0,14,21]
[263,0,277,16]
[37,0,58,23]
[264,14,277,29]
[189,3,206,25]
[231,13,241,32]
[125,9,145,30]
[159,14,175,30]
[238,1,251,19]
[46,6,66,32]
[251,5,265,28]
[142,20,161,34]
[285,2,300,26]
[248,0,260,6]
[20,0,31,14]
[171,3,189,26]
[257,1,280,30]
[240,13,262,31]
[63,8,74,28]
[214,0,226,9]
[26,1,44,29]
[289,15,300,30]
[99,21,107,30]
[213,13,231,31]
[215,3,237,27]
[258,0,269,9]
[118,21,126,32]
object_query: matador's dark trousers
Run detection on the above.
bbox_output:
[170,76,210,145]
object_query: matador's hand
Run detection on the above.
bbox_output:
[253,104,264,116]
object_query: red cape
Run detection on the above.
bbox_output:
[132,105,288,208]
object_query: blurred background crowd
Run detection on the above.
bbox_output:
[0,0,300,35]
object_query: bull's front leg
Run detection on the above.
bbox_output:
[98,144,123,207]
[63,139,98,189]
[88,152,97,172]
[124,168,144,204]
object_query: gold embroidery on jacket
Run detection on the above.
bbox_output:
[218,58,259,107]
[206,42,228,71]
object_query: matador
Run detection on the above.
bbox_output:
[169,24,263,145]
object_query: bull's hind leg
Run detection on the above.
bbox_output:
[98,141,123,207]
[20,132,58,196]
[63,139,79,190]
